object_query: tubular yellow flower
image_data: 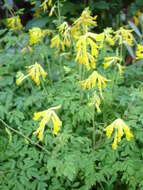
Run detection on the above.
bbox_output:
[81,71,110,99]
[40,0,52,12]
[16,71,28,85]
[89,93,101,113]
[112,132,118,150]
[114,27,133,46]
[104,124,114,139]
[104,28,115,46]
[75,34,99,70]
[7,16,22,30]
[27,62,47,85]
[133,10,142,26]
[104,118,133,150]
[33,105,62,141]
[136,44,143,60]
[50,34,60,49]
[72,8,97,33]
[104,56,122,69]
[29,27,45,45]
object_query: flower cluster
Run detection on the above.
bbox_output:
[104,118,133,150]
[50,22,71,51]
[29,27,46,45]
[33,105,62,141]
[40,0,52,12]
[136,44,143,60]
[104,56,124,75]
[114,27,133,46]
[7,16,22,30]
[81,71,110,99]
[16,62,47,86]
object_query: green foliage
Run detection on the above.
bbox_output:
[0,1,143,190]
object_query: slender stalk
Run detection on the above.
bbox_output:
[47,59,53,85]
[79,64,83,105]
[92,106,96,149]
[40,77,48,96]
[57,0,61,24]
[0,119,50,155]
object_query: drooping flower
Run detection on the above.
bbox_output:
[104,56,122,69]
[27,62,47,85]
[104,28,115,46]
[72,8,97,33]
[40,0,52,12]
[33,105,62,141]
[136,44,143,60]
[50,22,71,51]
[29,27,46,45]
[103,56,124,75]
[104,118,133,150]
[16,62,47,86]
[7,16,23,30]
[16,71,28,85]
[133,10,142,26]
[114,27,133,46]
[81,71,110,99]
[88,93,101,113]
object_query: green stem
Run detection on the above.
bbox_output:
[92,106,96,149]
[0,119,50,155]
[57,0,61,24]
[47,59,53,85]
[40,78,48,96]
[79,64,83,105]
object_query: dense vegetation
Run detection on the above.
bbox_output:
[0,0,143,190]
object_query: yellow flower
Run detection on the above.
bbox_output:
[136,44,143,60]
[50,34,60,49]
[81,71,110,99]
[7,16,22,30]
[33,105,62,141]
[89,93,101,113]
[40,0,52,12]
[133,10,142,26]
[72,8,97,33]
[104,56,122,69]
[112,132,118,150]
[104,28,115,46]
[114,27,133,46]
[75,34,99,70]
[51,22,71,51]
[117,63,124,76]
[16,71,28,85]
[27,62,47,85]
[104,118,133,150]
[29,27,45,45]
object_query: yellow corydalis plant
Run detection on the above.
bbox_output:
[27,62,47,85]
[81,71,110,99]
[88,93,101,113]
[133,10,142,26]
[114,27,133,46]
[104,118,133,150]
[136,44,143,60]
[104,56,124,75]
[7,16,23,30]
[40,0,52,12]
[50,22,71,51]
[16,62,47,86]
[29,27,46,45]
[72,8,97,34]
[104,28,115,46]
[33,105,62,141]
